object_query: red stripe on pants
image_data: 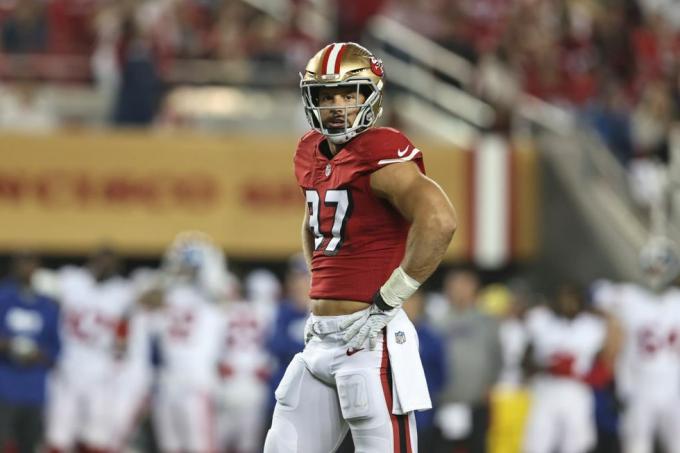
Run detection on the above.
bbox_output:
[379,331,412,452]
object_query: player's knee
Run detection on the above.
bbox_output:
[263,417,298,453]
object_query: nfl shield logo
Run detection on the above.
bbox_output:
[395,331,406,344]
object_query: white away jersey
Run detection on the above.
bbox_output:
[525,306,606,379]
[219,300,271,380]
[56,267,134,382]
[154,283,226,387]
[592,281,680,399]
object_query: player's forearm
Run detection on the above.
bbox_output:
[401,202,456,282]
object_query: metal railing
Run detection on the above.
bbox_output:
[366,13,663,280]
[366,16,495,130]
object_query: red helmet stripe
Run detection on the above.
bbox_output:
[322,43,346,75]
[320,44,334,75]
[334,44,348,74]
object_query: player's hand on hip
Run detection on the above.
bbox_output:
[339,308,370,344]
[341,303,400,350]
[341,266,420,350]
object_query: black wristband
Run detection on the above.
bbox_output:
[372,290,394,311]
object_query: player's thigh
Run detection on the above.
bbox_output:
[110,390,148,450]
[620,400,655,453]
[234,403,265,451]
[522,391,559,453]
[182,389,219,453]
[81,385,120,449]
[559,392,596,453]
[222,380,267,451]
[658,400,680,453]
[152,389,182,453]
[45,376,80,449]
[264,354,347,453]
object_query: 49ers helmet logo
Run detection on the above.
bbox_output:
[370,57,384,77]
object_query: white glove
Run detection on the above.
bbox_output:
[340,267,420,351]
[341,303,400,351]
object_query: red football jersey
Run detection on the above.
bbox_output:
[294,127,425,303]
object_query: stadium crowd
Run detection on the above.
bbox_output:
[1,232,680,453]
[0,0,678,155]
[1,0,678,208]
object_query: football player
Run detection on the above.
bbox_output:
[522,285,607,453]
[263,42,457,452]
[218,277,272,453]
[146,233,229,453]
[592,236,680,453]
[43,248,137,453]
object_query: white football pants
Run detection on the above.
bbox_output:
[264,313,417,453]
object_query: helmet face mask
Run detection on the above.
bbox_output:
[300,43,384,144]
[164,240,206,280]
[301,79,381,144]
[639,236,680,291]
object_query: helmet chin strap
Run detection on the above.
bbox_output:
[328,135,348,145]
[326,130,358,145]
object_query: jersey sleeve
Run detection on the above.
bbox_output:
[355,128,425,174]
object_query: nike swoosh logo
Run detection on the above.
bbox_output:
[378,148,421,165]
[346,348,364,356]
[397,146,410,157]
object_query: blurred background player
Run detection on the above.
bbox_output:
[243,268,282,335]
[432,268,502,453]
[522,284,606,453]
[42,247,135,453]
[218,276,272,453]
[592,236,680,453]
[0,252,60,453]
[145,233,229,453]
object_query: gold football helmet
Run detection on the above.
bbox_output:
[300,42,385,144]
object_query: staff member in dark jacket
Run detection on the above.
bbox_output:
[0,252,61,453]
